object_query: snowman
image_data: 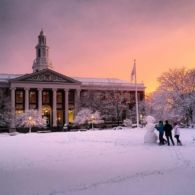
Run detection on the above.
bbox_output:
[144,115,158,143]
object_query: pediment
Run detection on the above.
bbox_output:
[10,69,81,84]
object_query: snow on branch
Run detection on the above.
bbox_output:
[16,110,46,132]
[74,108,103,126]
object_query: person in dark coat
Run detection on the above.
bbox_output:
[155,121,165,145]
[164,120,175,146]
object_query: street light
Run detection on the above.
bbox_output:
[91,115,95,129]
[28,116,32,133]
[140,114,143,127]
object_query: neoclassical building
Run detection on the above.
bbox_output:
[0,31,145,130]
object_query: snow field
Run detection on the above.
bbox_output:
[0,128,195,195]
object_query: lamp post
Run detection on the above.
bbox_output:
[91,115,95,129]
[28,116,32,133]
[140,114,143,127]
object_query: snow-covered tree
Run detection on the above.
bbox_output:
[80,90,131,125]
[129,100,146,125]
[102,91,128,125]
[74,108,92,126]
[123,119,132,127]
[0,88,11,128]
[74,108,103,128]
[91,111,104,125]
[145,91,173,121]
[146,68,195,124]
[16,110,46,133]
[0,113,6,127]
[158,68,195,124]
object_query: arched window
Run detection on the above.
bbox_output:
[38,48,41,57]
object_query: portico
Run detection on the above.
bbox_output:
[10,69,81,128]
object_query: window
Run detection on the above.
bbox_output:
[57,91,64,126]
[69,90,75,104]
[38,48,41,57]
[16,104,24,110]
[16,91,24,104]
[15,90,24,112]
[57,104,63,109]
[42,91,50,104]
[57,91,63,104]
[29,90,38,109]
[29,91,37,104]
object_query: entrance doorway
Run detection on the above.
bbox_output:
[42,105,52,127]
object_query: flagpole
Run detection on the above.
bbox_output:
[134,59,139,127]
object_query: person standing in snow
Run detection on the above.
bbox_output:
[173,122,182,145]
[164,120,175,146]
[155,121,165,145]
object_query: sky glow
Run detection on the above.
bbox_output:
[1,0,195,93]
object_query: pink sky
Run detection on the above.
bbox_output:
[1,0,195,93]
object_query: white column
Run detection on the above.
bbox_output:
[25,88,29,112]
[52,88,57,127]
[64,89,69,125]
[10,87,16,130]
[74,89,80,117]
[38,88,42,115]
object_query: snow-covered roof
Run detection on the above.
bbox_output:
[74,77,144,90]
[0,73,144,90]
[74,77,129,84]
[0,74,22,82]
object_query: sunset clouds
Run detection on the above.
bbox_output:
[1,0,195,92]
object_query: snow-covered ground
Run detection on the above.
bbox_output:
[0,127,195,195]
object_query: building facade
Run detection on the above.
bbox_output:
[0,31,145,130]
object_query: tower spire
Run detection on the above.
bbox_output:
[32,30,53,72]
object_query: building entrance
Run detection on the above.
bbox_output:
[42,105,52,127]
